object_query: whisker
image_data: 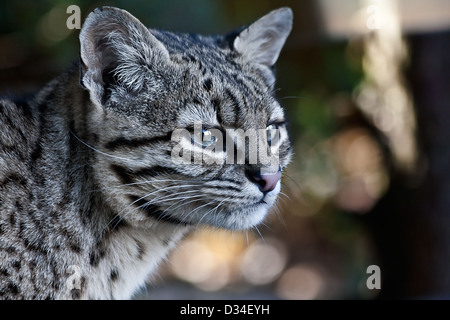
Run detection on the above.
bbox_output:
[282,173,302,190]
[116,179,200,188]
[280,95,304,100]
[253,225,265,242]
[159,195,204,218]
[273,200,287,229]
[105,188,201,230]
[70,130,131,162]
[86,179,201,195]
[278,191,291,202]
[153,197,203,223]
[114,191,201,228]
[196,196,232,227]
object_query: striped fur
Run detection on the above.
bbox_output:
[0,6,292,299]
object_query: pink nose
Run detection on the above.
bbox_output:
[250,170,282,194]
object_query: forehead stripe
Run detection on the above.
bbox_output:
[224,88,241,126]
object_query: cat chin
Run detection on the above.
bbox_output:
[220,204,270,231]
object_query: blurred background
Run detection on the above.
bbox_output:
[1,0,450,299]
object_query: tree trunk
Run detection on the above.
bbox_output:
[364,30,450,299]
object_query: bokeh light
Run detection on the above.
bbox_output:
[240,238,287,285]
[38,5,72,44]
[276,264,325,300]
[169,229,247,291]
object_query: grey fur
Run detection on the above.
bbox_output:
[0,6,292,299]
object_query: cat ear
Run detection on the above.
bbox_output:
[79,6,170,107]
[233,7,293,69]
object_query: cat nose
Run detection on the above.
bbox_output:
[246,168,282,194]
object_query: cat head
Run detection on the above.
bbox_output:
[79,6,293,230]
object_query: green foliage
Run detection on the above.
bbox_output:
[293,91,335,141]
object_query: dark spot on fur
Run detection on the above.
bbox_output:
[51,279,61,290]
[162,238,170,247]
[1,173,27,187]
[69,242,82,254]
[71,288,81,299]
[14,200,23,211]
[57,191,71,211]
[89,248,106,267]
[12,260,21,271]
[8,212,16,227]
[187,54,197,63]
[0,268,9,277]
[30,143,42,162]
[203,78,213,91]
[7,282,20,295]
[109,268,119,282]
[5,246,16,254]
[135,239,145,260]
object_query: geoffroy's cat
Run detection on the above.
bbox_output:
[0,6,292,299]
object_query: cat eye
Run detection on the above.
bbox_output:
[266,123,280,146]
[191,128,217,149]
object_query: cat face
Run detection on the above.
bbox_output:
[79,6,292,230]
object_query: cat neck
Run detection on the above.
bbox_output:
[84,223,190,299]
[31,66,192,299]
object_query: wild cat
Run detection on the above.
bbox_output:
[0,6,292,299]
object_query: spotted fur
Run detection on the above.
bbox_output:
[0,6,292,299]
